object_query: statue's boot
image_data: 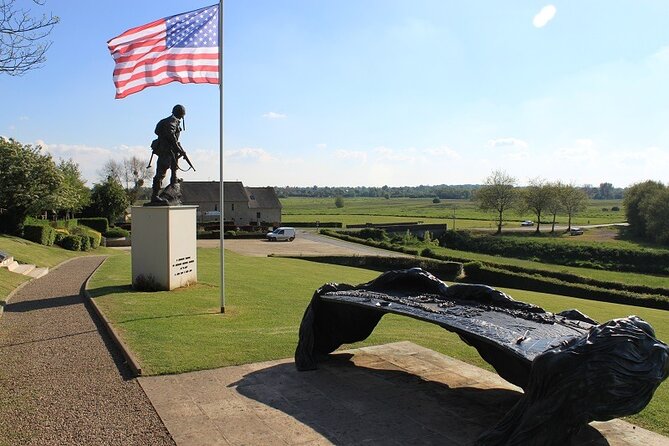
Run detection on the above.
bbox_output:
[150,182,168,204]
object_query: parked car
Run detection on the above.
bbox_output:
[569,227,584,236]
[520,220,535,226]
[266,227,296,242]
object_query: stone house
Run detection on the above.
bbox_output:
[180,181,282,227]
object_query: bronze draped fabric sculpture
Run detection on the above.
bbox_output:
[295,268,669,445]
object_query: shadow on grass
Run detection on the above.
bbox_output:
[86,284,134,298]
[232,353,609,445]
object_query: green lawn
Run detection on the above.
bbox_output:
[0,234,119,302]
[88,247,668,435]
[280,197,626,227]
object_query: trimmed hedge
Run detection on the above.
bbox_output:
[276,254,463,281]
[439,230,669,275]
[79,226,101,249]
[22,224,56,246]
[59,235,82,251]
[78,217,109,234]
[104,227,129,238]
[461,262,669,310]
[52,219,78,230]
[284,222,343,228]
[322,228,669,309]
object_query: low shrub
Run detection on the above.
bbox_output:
[72,226,101,249]
[224,230,236,237]
[59,235,82,251]
[22,224,56,246]
[52,219,78,230]
[78,217,109,234]
[104,227,129,238]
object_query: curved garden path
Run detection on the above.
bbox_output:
[0,256,174,446]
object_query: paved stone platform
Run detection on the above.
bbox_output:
[139,342,669,446]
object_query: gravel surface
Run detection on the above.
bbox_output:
[0,256,174,446]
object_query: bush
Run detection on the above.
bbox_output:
[611,206,620,212]
[59,235,82,251]
[22,224,56,246]
[52,219,78,230]
[72,226,101,249]
[78,217,109,234]
[104,227,129,238]
[224,230,237,237]
[79,235,91,251]
[432,197,441,204]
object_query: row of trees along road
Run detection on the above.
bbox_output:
[475,170,589,234]
[0,138,151,234]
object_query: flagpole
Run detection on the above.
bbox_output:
[219,0,225,313]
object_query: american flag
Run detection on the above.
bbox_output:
[107,4,219,99]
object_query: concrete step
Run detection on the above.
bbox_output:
[5,260,20,272]
[27,267,49,279]
[11,264,35,275]
[0,256,13,267]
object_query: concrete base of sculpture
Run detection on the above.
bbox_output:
[295,268,669,446]
[131,205,197,291]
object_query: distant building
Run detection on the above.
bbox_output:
[180,181,282,227]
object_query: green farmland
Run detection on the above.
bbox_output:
[280,197,626,228]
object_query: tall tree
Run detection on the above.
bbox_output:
[558,184,588,231]
[545,182,563,233]
[122,156,153,204]
[644,188,669,245]
[623,180,666,238]
[0,137,61,233]
[475,170,517,234]
[55,159,89,218]
[88,177,129,226]
[0,0,59,75]
[520,179,553,234]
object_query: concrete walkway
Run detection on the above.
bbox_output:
[140,342,668,446]
[0,256,174,446]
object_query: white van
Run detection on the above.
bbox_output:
[266,227,296,242]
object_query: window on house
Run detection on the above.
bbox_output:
[231,203,235,211]
[257,212,261,219]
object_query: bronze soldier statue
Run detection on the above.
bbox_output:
[149,104,192,204]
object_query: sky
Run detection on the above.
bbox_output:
[1,0,669,189]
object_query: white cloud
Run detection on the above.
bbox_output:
[423,146,461,159]
[487,137,529,149]
[262,111,287,119]
[316,143,327,150]
[334,149,368,163]
[374,146,416,162]
[225,147,276,162]
[533,5,557,28]
[555,139,598,161]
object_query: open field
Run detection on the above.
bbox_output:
[87,247,669,435]
[280,197,626,228]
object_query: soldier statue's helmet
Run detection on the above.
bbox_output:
[172,104,186,118]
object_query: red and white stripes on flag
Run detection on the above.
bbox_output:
[107,4,219,99]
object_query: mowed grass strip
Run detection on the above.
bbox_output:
[88,248,669,435]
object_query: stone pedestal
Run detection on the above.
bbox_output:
[131,206,197,291]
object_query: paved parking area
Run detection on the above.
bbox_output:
[139,342,667,446]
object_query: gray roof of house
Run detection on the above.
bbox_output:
[180,181,281,209]
[246,187,283,209]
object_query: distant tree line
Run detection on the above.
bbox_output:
[0,138,151,234]
[276,182,623,201]
[277,184,482,199]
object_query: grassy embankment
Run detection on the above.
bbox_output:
[0,234,119,302]
[281,197,625,228]
[87,247,668,435]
